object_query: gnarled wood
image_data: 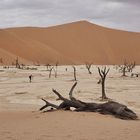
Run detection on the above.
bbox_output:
[39,98,59,111]
[40,82,138,120]
[69,82,77,101]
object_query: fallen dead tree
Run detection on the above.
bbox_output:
[40,82,138,120]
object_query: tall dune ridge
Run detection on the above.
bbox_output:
[0,20,140,65]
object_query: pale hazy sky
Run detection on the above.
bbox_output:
[0,0,140,32]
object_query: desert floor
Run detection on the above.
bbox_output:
[0,65,140,140]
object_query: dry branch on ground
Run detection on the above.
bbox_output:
[40,82,138,120]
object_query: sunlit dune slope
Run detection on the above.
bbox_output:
[0,21,140,65]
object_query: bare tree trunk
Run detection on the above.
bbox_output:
[85,63,92,74]
[98,67,110,100]
[72,66,77,81]
[102,79,106,99]
[127,61,136,72]
[54,62,59,78]
[118,61,136,77]
[122,67,126,76]
[46,64,51,70]
[54,69,57,78]
[16,57,20,69]
[49,67,54,79]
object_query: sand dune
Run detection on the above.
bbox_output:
[0,21,140,65]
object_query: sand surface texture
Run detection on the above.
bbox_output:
[0,65,140,140]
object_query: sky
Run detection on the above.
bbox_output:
[0,0,140,32]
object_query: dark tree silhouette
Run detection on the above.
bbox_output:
[54,62,59,78]
[72,66,77,81]
[118,60,136,77]
[98,67,110,100]
[48,66,54,79]
[46,64,51,70]
[15,57,20,69]
[85,62,92,74]
[40,82,138,120]
[127,61,136,72]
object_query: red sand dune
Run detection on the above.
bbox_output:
[0,21,140,65]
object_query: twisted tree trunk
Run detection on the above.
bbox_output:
[40,82,138,120]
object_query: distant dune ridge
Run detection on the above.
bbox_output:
[0,20,140,65]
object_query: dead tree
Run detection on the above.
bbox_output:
[54,62,59,78]
[46,64,51,71]
[118,60,128,76]
[48,66,54,79]
[98,67,110,100]
[15,57,20,69]
[72,66,77,81]
[40,82,138,120]
[127,61,136,72]
[53,69,57,78]
[118,61,136,77]
[85,62,92,74]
